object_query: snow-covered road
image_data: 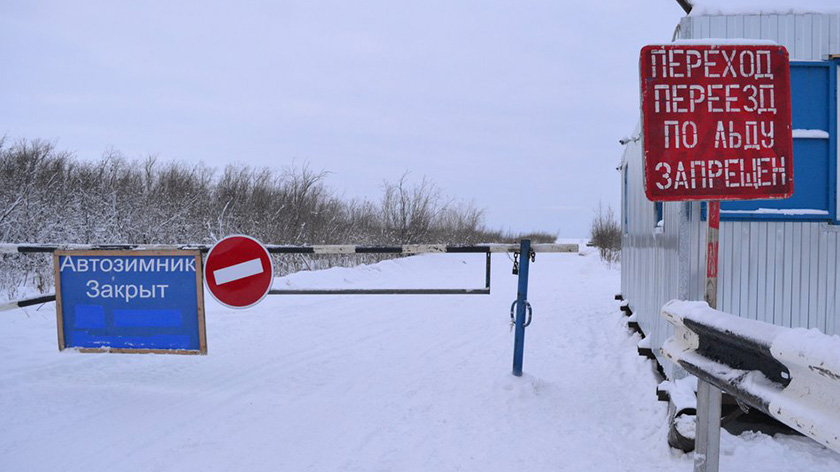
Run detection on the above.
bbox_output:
[2,247,838,471]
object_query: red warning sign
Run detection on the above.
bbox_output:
[204,235,273,309]
[640,44,793,202]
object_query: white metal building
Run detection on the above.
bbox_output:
[620,5,840,379]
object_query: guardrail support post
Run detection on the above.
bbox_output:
[512,239,531,377]
[695,200,722,472]
[695,380,722,472]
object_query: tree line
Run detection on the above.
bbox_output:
[0,138,555,298]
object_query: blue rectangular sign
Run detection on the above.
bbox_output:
[54,250,206,354]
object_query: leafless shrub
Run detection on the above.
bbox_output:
[478,229,558,244]
[1,139,554,298]
[590,203,621,264]
[381,173,443,244]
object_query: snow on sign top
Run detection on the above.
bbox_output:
[672,39,777,46]
[639,44,793,202]
[689,0,840,16]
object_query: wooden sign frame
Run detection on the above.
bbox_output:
[54,249,206,355]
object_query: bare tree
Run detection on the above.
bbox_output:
[590,203,622,265]
[381,173,444,244]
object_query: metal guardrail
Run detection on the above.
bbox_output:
[661,300,840,467]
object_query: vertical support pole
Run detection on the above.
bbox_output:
[704,201,720,310]
[678,202,692,301]
[695,201,721,472]
[512,239,531,377]
[485,251,492,292]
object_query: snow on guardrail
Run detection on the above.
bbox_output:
[661,300,840,453]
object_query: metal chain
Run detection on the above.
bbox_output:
[512,251,520,275]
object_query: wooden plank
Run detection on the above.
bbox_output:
[195,252,207,355]
[76,348,201,355]
[54,252,65,351]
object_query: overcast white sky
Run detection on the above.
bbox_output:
[2,1,689,237]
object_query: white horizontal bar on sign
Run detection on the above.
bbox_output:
[213,258,264,285]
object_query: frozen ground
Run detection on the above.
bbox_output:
[2,245,839,471]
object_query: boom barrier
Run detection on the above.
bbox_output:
[0,242,576,255]
[0,242,577,303]
[3,240,580,375]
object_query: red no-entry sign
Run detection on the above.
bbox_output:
[204,235,273,309]
[640,44,793,201]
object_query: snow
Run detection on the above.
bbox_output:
[663,299,784,344]
[675,414,697,440]
[2,251,840,471]
[659,376,699,414]
[792,129,831,139]
[671,38,778,46]
[689,1,840,16]
[770,328,840,451]
[772,328,840,374]
[721,209,830,216]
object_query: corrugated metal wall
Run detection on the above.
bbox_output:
[718,221,840,336]
[621,137,707,379]
[621,12,840,378]
[677,13,840,61]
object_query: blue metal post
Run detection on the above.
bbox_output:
[512,239,531,377]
